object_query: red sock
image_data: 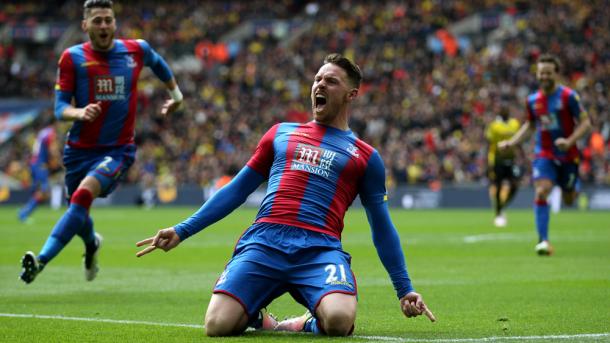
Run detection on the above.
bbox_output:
[70,188,94,211]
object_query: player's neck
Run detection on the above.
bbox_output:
[313,110,350,131]
[320,117,349,131]
[541,84,558,95]
[90,40,115,52]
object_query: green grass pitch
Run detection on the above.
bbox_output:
[1,206,609,342]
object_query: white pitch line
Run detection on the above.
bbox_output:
[0,312,203,329]
[462,233,524,244]
[0,313,608,342]
[354,333,610,342]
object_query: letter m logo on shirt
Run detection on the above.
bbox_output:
[293,143,337,174]
[94,75,126,101]
[295,143,323,166]
[96,76,115,94]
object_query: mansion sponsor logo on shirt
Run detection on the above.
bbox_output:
[291,143,336,178]
[94,75,126,101]
[539,113,559,131]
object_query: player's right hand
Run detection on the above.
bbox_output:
[136,227,181,257]
[80,102,102,122]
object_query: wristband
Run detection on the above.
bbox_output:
[168,86,183,102]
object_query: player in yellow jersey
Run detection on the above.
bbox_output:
[485,105,522,227]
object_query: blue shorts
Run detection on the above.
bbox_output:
[532,158,580,192]
[214,223,357,322]
[63,144,136,198]
[30,164,50,193]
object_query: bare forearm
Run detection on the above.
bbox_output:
[507,121,533,146]
[60,106,85,121]
[566,116,592,146]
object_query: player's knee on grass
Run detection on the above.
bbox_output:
[205,311,248,336]
[317,293,357,336]
[204,294,249,336]
[320,310,355,336]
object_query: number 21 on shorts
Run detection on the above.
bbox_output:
[325,264,347,283]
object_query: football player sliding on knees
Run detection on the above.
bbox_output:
[136,54,434,337]
[137,227,436,323]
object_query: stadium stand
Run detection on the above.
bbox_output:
[1,0,608,194]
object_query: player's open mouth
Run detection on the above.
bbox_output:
[315,94,326,110]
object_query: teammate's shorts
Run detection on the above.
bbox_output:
[63,144,136,198]
[532,158,579,192]
[30,164,50,193]
[489,159,522,182]
[213,223,357,323]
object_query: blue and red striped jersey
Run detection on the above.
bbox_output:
[247,121,387,240]
[526,85,586,163]
[30,126,56,166]
[55,39,172,148]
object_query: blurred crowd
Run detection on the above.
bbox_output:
[2,0,609,191]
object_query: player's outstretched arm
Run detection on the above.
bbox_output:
[166,166,265,241]
[364,202,436,323]
[136,227,181,257]
[360,151,435,323]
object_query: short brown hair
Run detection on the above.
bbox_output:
[84,0,113,18]
[537,54,561,73]
[323,53,362,89]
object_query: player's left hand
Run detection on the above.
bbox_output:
[136,227,181,257]
[554,137,572,151]
[161,99,183,116]
[400,292,436,322]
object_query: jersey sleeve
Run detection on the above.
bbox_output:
[246,124,279,178]
[173,166,265,240]
[54,49,75,119]
[359,150,387,206]
[359,150,414,298]
[567,91,587,120]
[55,49,75,93]
[137,39,173,82]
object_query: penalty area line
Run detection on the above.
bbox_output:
[1,313,608,342]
